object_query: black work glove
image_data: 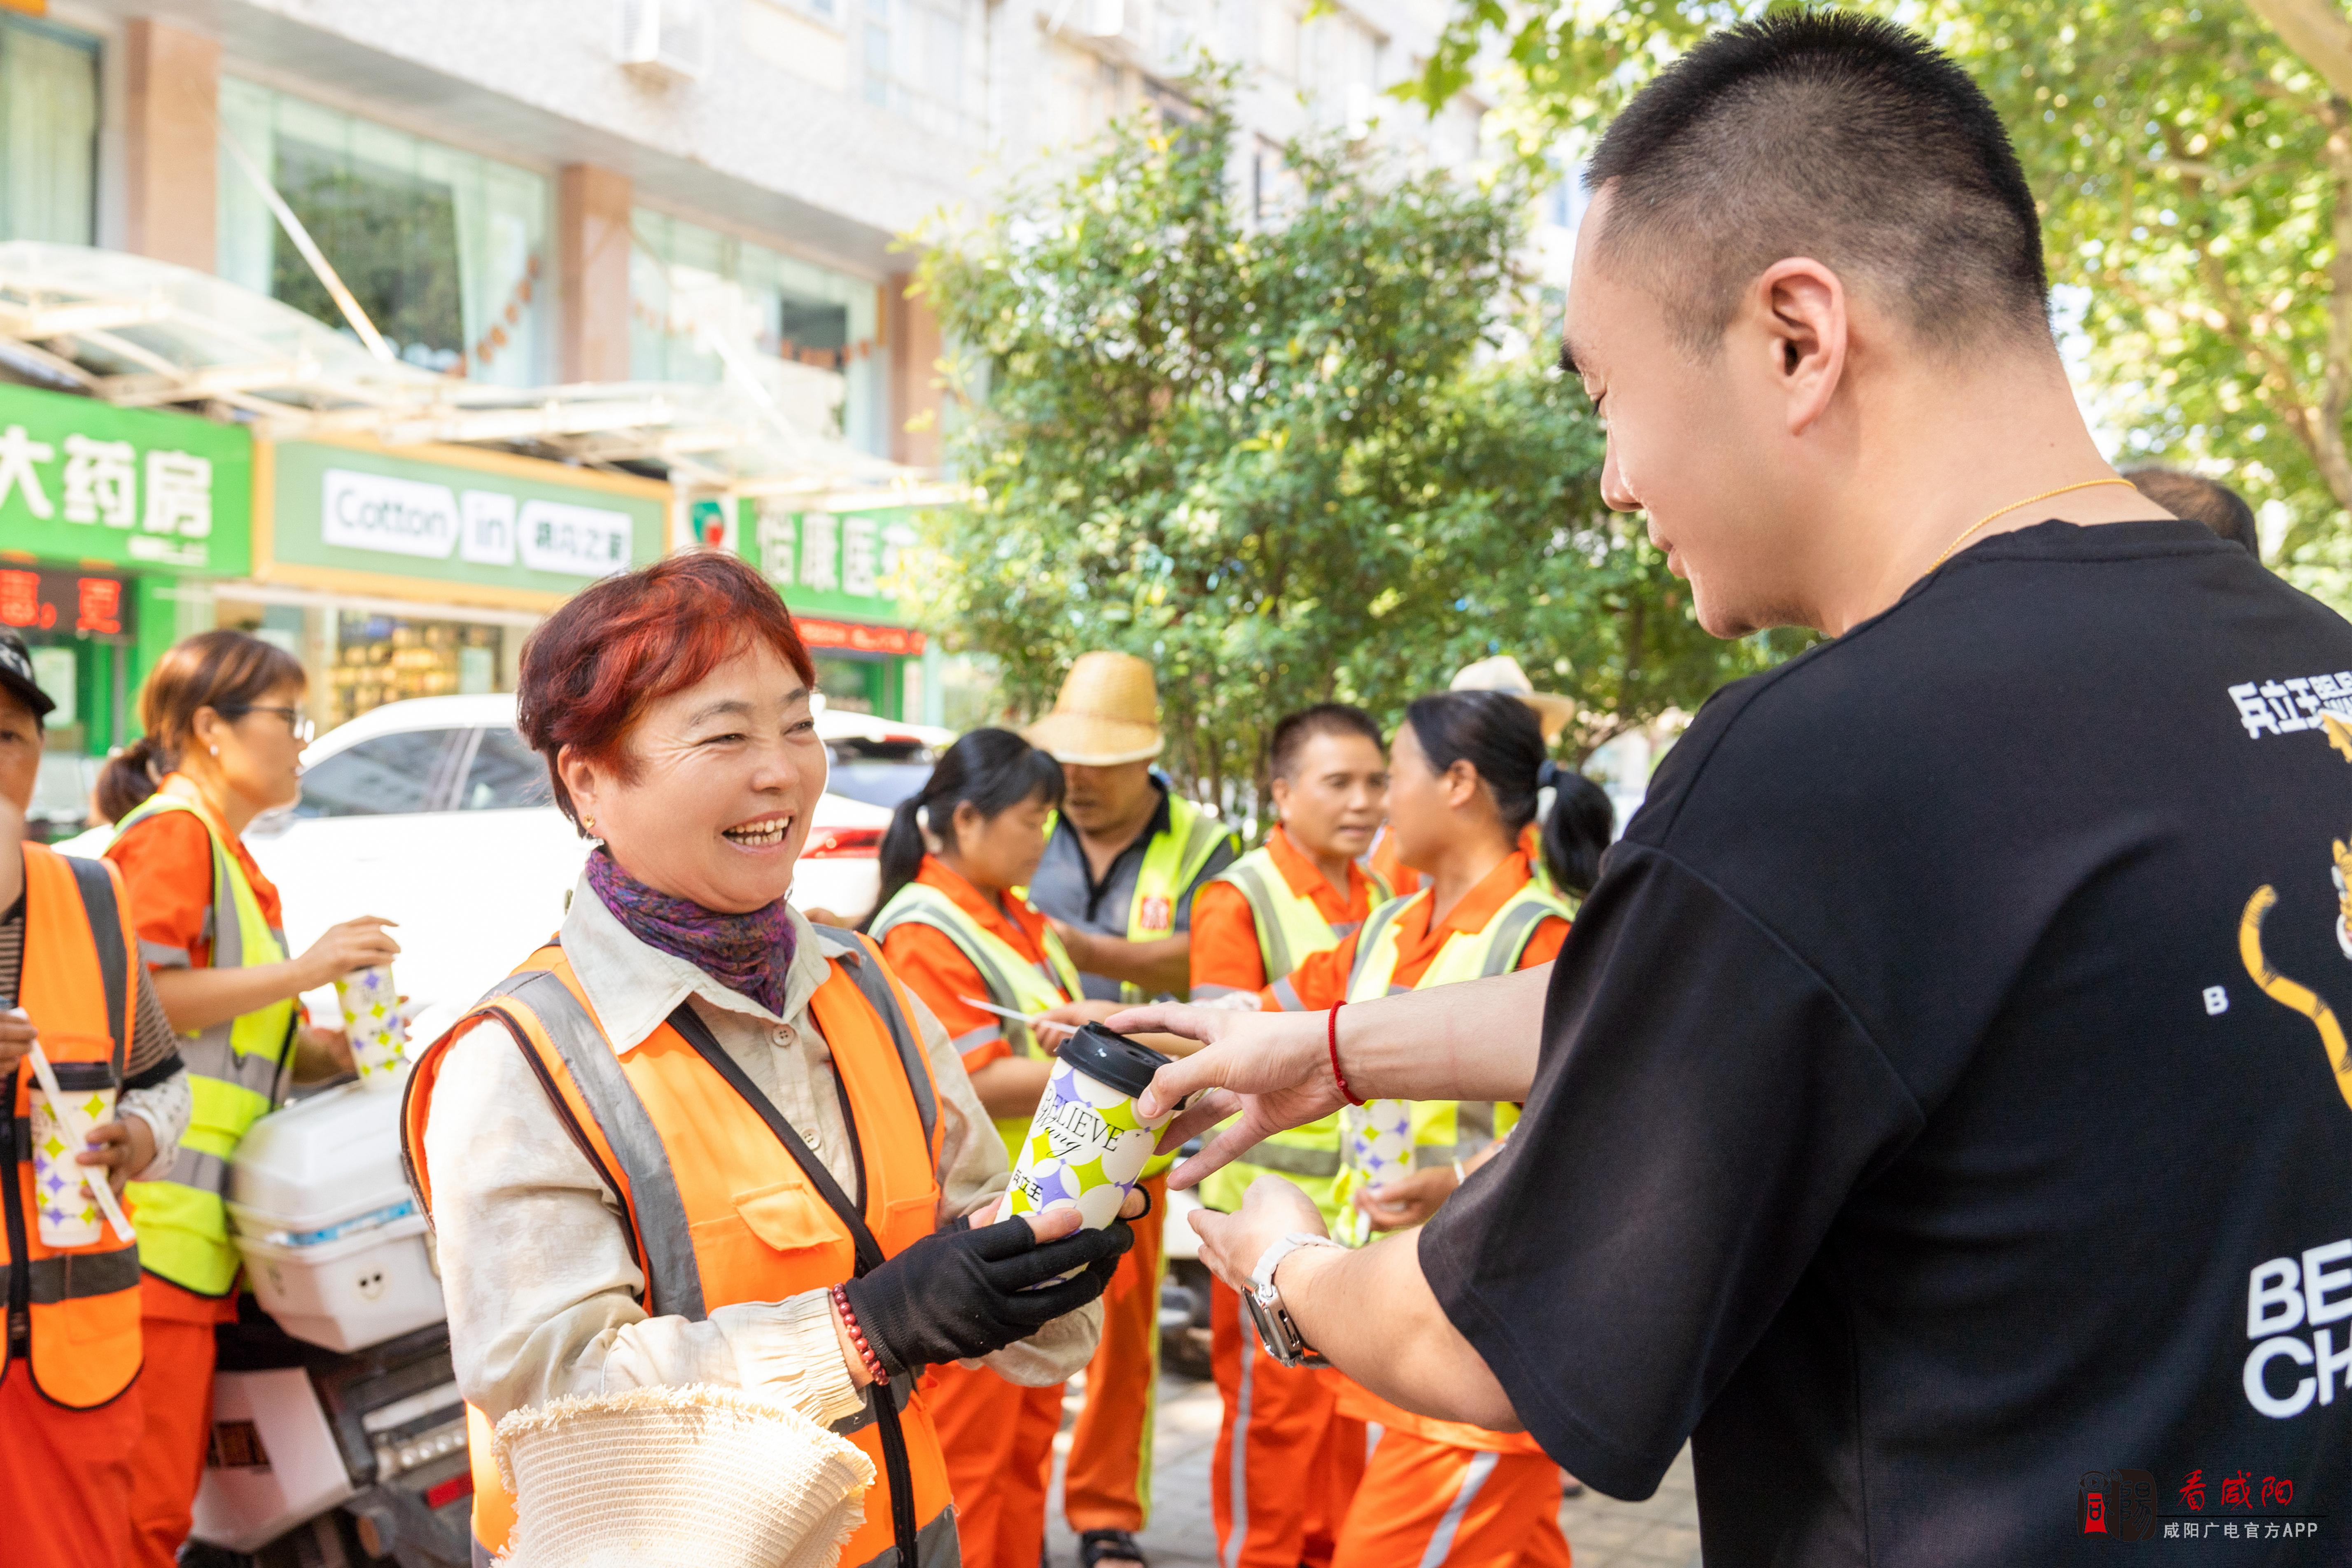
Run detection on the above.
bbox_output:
[841,1214,1134,1379]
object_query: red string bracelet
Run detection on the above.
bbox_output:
[831,1283,889,1386]
[1328,1001,1365,1106]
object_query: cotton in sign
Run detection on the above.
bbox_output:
[518,499,633,577]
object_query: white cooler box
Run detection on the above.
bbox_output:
[228,1080,445,1353]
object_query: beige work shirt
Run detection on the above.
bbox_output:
[423,873,1101,1429]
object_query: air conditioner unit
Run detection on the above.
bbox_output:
[618,0,711,82]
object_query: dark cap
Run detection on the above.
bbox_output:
[1059,1022,1174,1101]
[0,630,54,722]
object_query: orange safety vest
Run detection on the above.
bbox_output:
[4,843,143,1409]
[404,929,959,1567]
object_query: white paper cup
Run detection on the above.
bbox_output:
[1334,1098,1414,1248]
[30,1082,115,1248]
[998,1025,1177,1233]
[335,964,408,1087]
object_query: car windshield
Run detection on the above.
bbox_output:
[824,739,937,810]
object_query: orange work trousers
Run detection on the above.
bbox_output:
[0,1362,144,1568]
[1333,1428,1571,1568]
[1210,1279,1365,1568]
[1063,1171,1167,1535]
[929,1358,1065,1568]
[128,1279,229,1568]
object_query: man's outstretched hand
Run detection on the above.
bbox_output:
[1107,1003,1343,1190]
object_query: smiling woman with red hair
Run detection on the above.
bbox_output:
[402,552,1139,1568]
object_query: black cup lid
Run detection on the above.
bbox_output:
[1060,1023,1173,1101]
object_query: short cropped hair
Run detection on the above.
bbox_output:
[1584,12,2048,357]
[1268,703,1384,782]
[518,551,817,832]
[2125,467,2262,557]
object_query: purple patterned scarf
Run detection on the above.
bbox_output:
[586,848,798,1017]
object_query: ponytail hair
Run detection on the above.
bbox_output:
[1402,690,1615,898]
[1535,761,1615,899]
[97,630,307,819]
[870,728,1067,922]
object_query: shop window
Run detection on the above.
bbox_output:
[295,729,464,818]
[218,79,551,385]
[631,208,884,455]
[814,653,882,714]
[458,726,553,812]
[327,614,509,727]
[0,14,98,244]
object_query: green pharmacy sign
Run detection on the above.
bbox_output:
[0,383,253,576]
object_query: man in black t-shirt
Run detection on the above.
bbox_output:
[1111,14,2352,1568]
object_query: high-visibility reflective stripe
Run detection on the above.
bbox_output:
[1480,898,1556,977]
[61,854,128,1065]
[1236,1139,1342,1178]
[139,940,190,968]
[1346,899,1411,997]
[497,971,709,1323]
[177,1030,285,1100]
[849,1504,958,1568]
[949,1024,1002,1056]
[7,1246,142,1304]
[1223,862,1298,981]
[1190,982,1249,1001]
[1120,799,1236,1004]
[817,927,938,1150]
[1224,1288,1257,1568]
[1417,1451,1500,1568]
[1268,977,1306,1013]
[162,1146,234,1199]
[870,888,1074,1058]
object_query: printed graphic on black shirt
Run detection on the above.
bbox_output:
[2238,845,2352,1444]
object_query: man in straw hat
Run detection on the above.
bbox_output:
[1023,651,1238,1568]
[1448,654,1577,744]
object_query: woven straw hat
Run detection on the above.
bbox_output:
[493,1384,876,1568]
[1451,655,1577,744]
[1024,651,1164,766]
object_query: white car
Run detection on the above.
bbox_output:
[238,693,941,1044]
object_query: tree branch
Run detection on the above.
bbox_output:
[2246,0,2352,101]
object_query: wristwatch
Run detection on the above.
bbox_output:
[1242,1232,1341,1368]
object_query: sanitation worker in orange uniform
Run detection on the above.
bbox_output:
[0,630,192,1568]
[1188,705,1390,1568]
[869,728,1087,1568]
[1256,694,1595,1568]
[1022,653,1239,1568]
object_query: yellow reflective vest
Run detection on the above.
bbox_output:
[870,879,1083,1158]
[114,794,297,1297]
[1329,877,1568,1246]
[1195,843,1389,1223]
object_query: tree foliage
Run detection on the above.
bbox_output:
[1421,0,2352,579]
[912,93,1776,803]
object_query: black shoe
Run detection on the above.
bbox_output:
[1078,1529,1148,1568]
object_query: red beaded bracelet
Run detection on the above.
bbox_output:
[831,1283,889,1386]
[1328,1001,1365,1106]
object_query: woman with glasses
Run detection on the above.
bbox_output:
[98,629,399,1568]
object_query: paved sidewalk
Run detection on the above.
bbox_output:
[1042,1373,1702,1568]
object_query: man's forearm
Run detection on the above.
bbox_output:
[1276,1231,1523,1431]
[1076,931,1192,995]
[1337,962,1551,1104]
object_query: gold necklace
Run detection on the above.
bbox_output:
[1930,476,2140,570]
